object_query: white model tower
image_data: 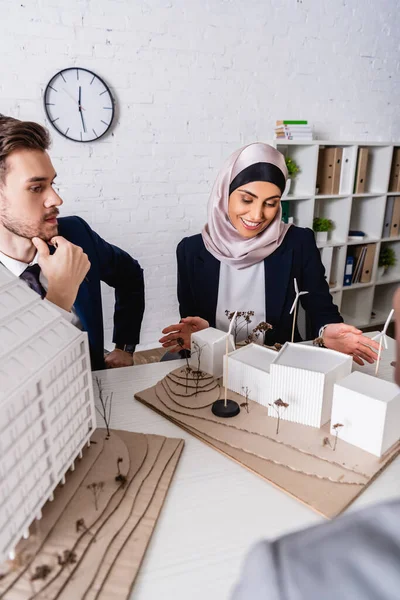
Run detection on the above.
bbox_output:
[0,265,95,563]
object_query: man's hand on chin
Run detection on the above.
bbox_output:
[104,348,134,369]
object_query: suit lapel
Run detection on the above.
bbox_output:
[195,246,220,326]
[264,246,293,326]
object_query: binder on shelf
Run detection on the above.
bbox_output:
[316,147,343,195]
[382,196,395,238]
[332,147,343,195]
[352,246,367,284]
[389,196,400,237]
[343,256,354,286]
[389,148,400,192]
[354,147,369,194]
[360,243,376,283]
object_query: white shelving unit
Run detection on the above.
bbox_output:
[273,140,400,329]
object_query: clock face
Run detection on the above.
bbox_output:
[44,68,115,143]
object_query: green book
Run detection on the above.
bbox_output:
[281,200,290,224]
[276,120,308,125]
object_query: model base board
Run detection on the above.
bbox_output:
[0,428,184,600]
[135,367,400,519]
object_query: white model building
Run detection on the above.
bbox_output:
[268,343,352,428]
[224,344,277,406]
[331,371,400,457]
[190,327,234,377]
[0,265,95,564]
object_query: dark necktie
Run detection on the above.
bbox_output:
[20,264,46,299]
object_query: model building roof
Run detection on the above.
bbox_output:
[272,342,351,374]
[229,344,277,373]
[0,266,81,402]
[193,327,228,343]
[336,370,399,403]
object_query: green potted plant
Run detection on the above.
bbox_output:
[313,217,334,243]
[378,246,396,279]
[285,156,300,195]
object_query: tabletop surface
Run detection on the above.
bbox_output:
[93,345,400,600]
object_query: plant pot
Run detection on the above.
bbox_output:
[377,266,388,279]
[315,231,328,243]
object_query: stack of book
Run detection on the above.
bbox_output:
[274,120,313,141]
[343,244,376,286]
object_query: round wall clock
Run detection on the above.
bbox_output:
[43,67,115,143]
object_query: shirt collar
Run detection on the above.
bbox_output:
[0,250,39,277]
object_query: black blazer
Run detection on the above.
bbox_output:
[177,226,342,345]
[57,216,144,370]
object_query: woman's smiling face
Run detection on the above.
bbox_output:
[228,180,282,239]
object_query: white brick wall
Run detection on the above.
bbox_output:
[1,0,399,347]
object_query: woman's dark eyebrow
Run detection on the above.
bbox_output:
[238,188,281,201]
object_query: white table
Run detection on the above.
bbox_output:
[93,358,400,600]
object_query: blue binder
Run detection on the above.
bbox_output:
[343,256,354,286]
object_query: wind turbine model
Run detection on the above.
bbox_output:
[289,278,308,343]
[212,311,240,418]
[372,308,394,376]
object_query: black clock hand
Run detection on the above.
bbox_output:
[78,86,86,133]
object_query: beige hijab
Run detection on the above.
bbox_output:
[202,143,291,270]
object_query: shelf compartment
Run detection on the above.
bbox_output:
[349,195,386,241]
[341,286,374,327]
[357,145,393,194]
[314,196,352,245]
[372,282,398,324]
[285,197,315,229]
[276,144,319,196]
[377,240,400,281]
[319,245,346,290]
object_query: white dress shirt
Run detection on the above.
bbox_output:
[216,261,266,344]
[0,250,82,329]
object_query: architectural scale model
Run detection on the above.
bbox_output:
[190,326,234,377]
[224,344,277,406]
[268,342,352,428]
[0,265,95,565]
[135,323,400,518]
[331,371,400,457]
[0,265,184,598]
[0,428,184,599]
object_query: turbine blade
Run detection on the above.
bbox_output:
[227,311,238,336]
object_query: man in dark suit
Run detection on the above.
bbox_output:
[0,114,144,370]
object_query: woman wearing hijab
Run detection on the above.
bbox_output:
[160,143,379,364]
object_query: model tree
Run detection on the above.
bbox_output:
[191,341,206,396]
[177,336,192,392]
[332,423,344,451]
[225,310,254,345]
[115,457,127,486]
[240,387,251,413]
[269,398,289,434]
[250,321,273,344]
[94,377,113,439]
[86,482,104,511]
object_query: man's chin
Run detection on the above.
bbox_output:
[40,223,58,242]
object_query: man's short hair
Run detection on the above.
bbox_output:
[0,115,50,183]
